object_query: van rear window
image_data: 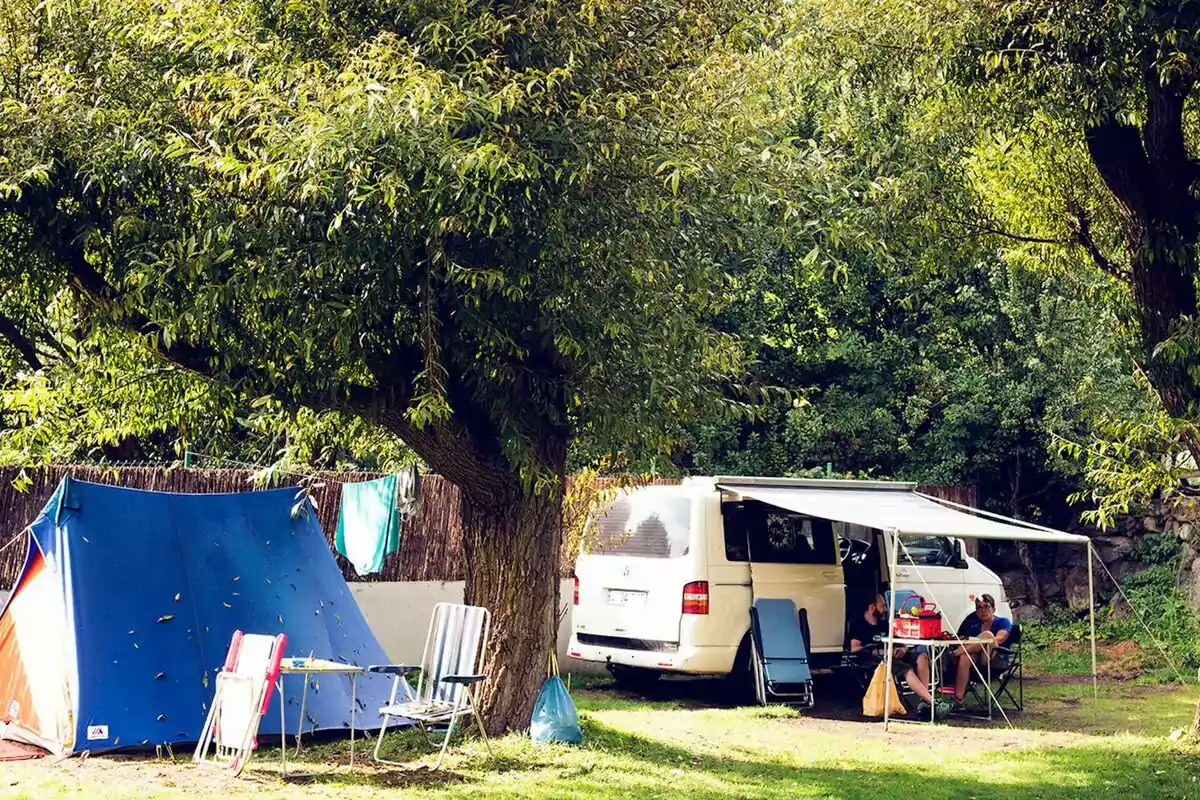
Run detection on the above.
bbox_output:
[587,493,691,558]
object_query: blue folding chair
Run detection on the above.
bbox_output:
[749,598,814,708]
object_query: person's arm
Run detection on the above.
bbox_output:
[992,619,1011,647]
[849,621,878,654]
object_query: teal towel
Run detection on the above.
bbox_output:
[335,475,401,576]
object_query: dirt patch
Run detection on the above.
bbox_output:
[23,751,459,795]
[1097,641,1147,679]
[1045,640,1148,680]
[784,714,1089,754]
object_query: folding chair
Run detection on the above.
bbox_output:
[194,631,287,776]
[368,603,494,769]
[842,621,879,693]
[965,623,1024,712]
[749,598,814,708]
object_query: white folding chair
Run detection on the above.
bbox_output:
[193,631,287,776]
[368,603,492,769]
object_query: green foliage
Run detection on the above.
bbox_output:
[0,0,837,493]
[1027,566,1200,673]
[1057,374,1195,530]
[789,0,1200,530]
[1131,531,1183,567]
[668,30,1141,513]
[1104,565,1200,670]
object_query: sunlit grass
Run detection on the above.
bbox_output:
[4,678,1199,799]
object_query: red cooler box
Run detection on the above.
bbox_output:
[892,604,943,639]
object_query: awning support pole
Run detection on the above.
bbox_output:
[883,526,900,731]
[1088,540,1098,713]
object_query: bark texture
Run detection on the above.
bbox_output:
[1084,69,1200,459]
[461,483,563,734]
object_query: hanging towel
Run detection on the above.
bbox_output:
[335,475,401,576]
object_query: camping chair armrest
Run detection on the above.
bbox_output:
[441,673,486,686]
[367,664,422,676]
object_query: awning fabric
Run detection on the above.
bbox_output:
[718,483,1087,544]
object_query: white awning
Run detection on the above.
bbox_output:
[717,482,1088,544]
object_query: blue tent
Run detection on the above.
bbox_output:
[0,476,402,754]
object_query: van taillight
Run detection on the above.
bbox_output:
[573,576,579,606]
[682,581,709,615]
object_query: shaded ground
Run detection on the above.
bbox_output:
[4,676,1200,799]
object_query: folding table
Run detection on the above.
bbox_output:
[277,658,365,777]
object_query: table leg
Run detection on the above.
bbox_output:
[928,647,937,723]
[350,674,357,771]
[278,677,288,779]
[296,673,310,754]
[987,656,993,721]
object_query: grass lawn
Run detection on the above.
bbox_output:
[5,671,1200,800]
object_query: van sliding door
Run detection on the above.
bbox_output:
[727,502,845,653]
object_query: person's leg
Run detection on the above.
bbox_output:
[915,650,931,687]
[954,650,973,701]
[902,666,933,704]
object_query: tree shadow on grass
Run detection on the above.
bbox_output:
[274,766,467,790]
[577,717,1198,800]
[583,671,1199,738]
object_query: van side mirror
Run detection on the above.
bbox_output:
[952,542,969,569]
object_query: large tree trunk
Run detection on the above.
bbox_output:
[1084,70,1200,459]
[460,481,563,734]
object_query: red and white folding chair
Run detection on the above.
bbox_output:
[193,631,287,776]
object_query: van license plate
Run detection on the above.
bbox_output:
[606,589,646,607]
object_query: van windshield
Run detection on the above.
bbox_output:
[586,491,691,558]
[900,535,959,566]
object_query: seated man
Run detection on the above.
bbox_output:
[949,593,1012,708]
[849,594,936,711]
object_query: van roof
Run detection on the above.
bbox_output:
[685,475,917,492]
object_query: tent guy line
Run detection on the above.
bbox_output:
[0,529,24,558]
[0,475,407,755]
[891,533,1015,728]
[1092,551,1190,686]
[923,488,1193,687]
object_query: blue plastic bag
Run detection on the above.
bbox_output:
[530,655,583,745]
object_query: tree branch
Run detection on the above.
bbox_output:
[1064,200,1128,284]
[0,313,43,371]
[932,213,1068,245]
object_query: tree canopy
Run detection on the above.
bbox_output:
[0,0,836,727]
[3,0,1198,729]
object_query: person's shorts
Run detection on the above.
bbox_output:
[891,648,923,680]
[969,651,1008,677]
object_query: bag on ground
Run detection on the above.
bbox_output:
[530,653,583,744]
[862,662,907,718]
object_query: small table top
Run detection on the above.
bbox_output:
[280,658,365,674]
[889,636,992,647]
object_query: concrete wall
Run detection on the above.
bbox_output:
[0,583,604,674]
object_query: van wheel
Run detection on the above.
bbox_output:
[726,633,757,705]
[607,665,662,688]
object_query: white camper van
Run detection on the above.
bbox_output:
[568,476,1012,685]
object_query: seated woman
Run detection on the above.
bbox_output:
[849,594,936,711]
[949,593,1012,708]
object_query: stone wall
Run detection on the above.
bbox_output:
[983,498,1200,621]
